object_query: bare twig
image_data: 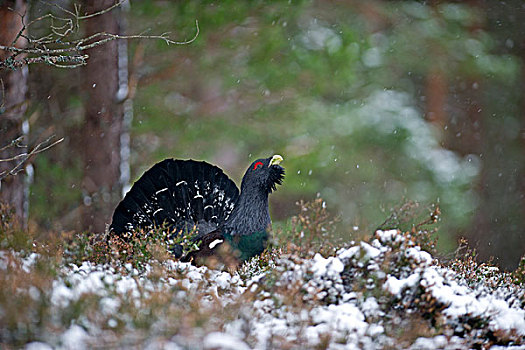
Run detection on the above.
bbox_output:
[0,22,200,55]
[0,0,200,70]
[9,7,28,48]
[0,135,64,180]
[77,0,128,20]
[0,136,25,152]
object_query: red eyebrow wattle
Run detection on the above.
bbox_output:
[253,161,264,170]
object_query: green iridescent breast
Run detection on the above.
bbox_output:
[224,231,269,262]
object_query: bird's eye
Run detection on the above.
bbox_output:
[253,161,264,170]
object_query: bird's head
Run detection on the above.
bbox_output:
[241,155,285,194]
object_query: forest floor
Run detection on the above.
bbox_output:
[1,201,524,349]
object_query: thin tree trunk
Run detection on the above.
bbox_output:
[80,0,124,232]
[520,37,525,260]
[424,2,448,140]
[117,1,133,197]
[0,0,29,225]
[424,67,447,134]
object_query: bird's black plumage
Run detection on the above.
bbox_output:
[110,155,284,263]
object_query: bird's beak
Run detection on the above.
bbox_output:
[269,154,283,166]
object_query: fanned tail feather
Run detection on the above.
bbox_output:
[110,159,239,239]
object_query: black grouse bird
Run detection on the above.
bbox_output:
[109,155,284,264]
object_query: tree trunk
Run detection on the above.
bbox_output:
[424,1,448,141]
[424,67,447,135]
[80,0,124,232]
[520,36,525,260]
[0,0,29,226]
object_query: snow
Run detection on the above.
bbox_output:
[360,242,381,259]
[405,247,433,265]
[421,266,525,336]
[414,335,447,349]
[2,228,525,349]
[310,253,344,277]
[203,332,250,350]
[25,343,53,350]
[361,297,382,318]
[338,245,360,260]
[374,229,400,243]
[384,273,420,297]
[311,303,368,335]
[61,325,88,350]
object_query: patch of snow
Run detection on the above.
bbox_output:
[215,271,232,290]
[22,253,39,272]
[405,247,433,265]
[412,336,445,349]
[384,273,420,297]
[422,267,525,336]
[367,323,384,337]
[50,282,74,307]
[144,339,182,350]
[61,325,88,350]
[360,242,381,259]
[337,246,360,260]
[375,229,400,243]
[313,303,367,334]
[203,332,250,350]
[100,297,120,315]
[310,254,344,277]
[361,297,383,318]
[25,342,53,350]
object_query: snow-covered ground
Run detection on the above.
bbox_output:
[1,229,524,349]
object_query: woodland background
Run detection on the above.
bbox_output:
[1,0,524,269]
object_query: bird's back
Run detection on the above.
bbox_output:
[110,159,239,244]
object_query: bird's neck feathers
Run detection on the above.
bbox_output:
[223,185,271,237]
[222,188,270,261]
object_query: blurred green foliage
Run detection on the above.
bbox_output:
[28,0,525,267]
